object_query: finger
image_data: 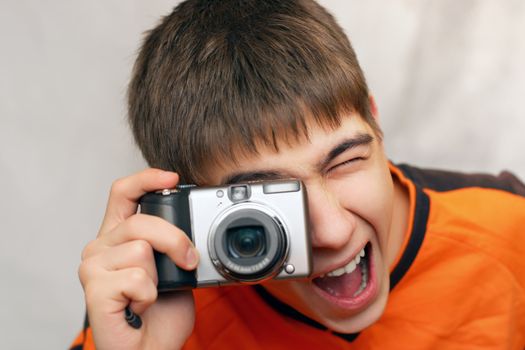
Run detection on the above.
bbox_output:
[84,267,158,316]
[89,240,158,285]
[99,213,199,270]
[99,169,179,234]
[120,268,158,315]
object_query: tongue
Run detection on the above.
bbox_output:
[313,264,363,298]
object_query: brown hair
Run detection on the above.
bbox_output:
[128,0,379,184]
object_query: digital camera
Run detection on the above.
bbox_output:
[139,180,312,292]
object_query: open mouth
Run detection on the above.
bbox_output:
[312,243,375,308]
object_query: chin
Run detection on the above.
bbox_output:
[319,285,389,334]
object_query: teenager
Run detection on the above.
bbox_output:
[71,1,525,348]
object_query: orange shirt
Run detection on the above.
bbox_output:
[71,163,525,349]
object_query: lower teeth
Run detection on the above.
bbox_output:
[352,256,369,297]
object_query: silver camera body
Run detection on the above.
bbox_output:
[140,180,312,291]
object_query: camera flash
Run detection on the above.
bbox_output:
[231,185,249,201]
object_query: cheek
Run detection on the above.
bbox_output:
[330,162,394,241]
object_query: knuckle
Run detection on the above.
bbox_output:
[131,240,153,260]
[110,177,127,196]
[81,240,98,260]
[78,260,95,286]
[171,230,190,250]
[129,268,149,285]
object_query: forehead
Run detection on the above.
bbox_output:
[204,113,375,185]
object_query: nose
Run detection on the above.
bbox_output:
[306,183,355,250]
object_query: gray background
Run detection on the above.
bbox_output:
[1,1,523,349]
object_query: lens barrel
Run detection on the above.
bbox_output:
[209,205,288,282]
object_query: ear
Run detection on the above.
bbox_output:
[369,94,379,121]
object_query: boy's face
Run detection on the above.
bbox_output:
[205,112,400,333]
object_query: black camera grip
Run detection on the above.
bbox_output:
[139,190,197,292]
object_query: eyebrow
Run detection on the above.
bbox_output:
[221,133,374,184]
[319,133,374,170]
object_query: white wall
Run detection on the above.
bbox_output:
[0,1,523,348]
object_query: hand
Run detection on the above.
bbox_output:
[78,169,199,350]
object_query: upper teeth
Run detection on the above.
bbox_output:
[323,247,366,278]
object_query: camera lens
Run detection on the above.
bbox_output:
[226,226,266,259]
[209,205,289,282]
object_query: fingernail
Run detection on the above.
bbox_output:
[186,248,199,268]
